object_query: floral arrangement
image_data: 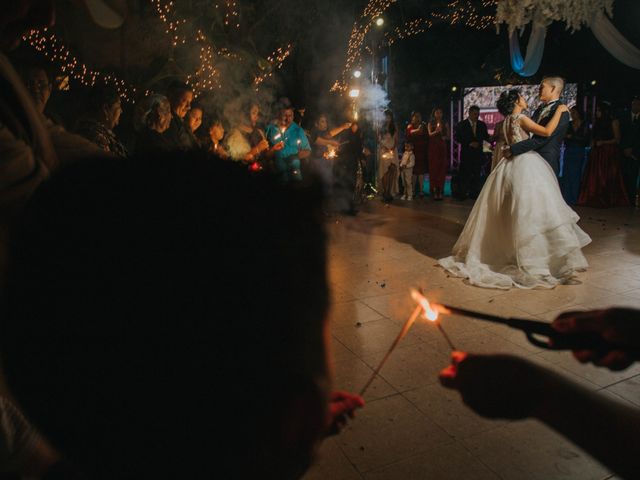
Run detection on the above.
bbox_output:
[495,0,615,34]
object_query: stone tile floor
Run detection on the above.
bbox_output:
[303,197,640,480]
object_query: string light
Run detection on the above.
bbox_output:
[22,28,137,102]
[224,1,240,29]
[150,0,188,46]
[254,43,293,89]
[334,0,498,92]
[332,0,397,92]
[186,29,222,96]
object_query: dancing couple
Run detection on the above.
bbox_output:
[440,77,591,289]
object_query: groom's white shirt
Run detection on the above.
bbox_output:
[537,99,560,123]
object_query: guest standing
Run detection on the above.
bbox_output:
[619,97,640,206]
[334,122,364,214]
[206,117,229,160]
[185,106,203,147]
[75,86,128,158]
[226,102,270,166]
[405,111,428,197]
[578,102,629,208]
[378,109,399,200]
[455,105,489,200]
[560,107,590,205]
[265,103,310,182]
[134,95,174,155]
[308,114,351,190]
[427,107,449,201]
[164,82,196,151]
[399,142,415,201]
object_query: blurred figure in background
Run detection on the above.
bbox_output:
[578,102,629,207]
[405,111,428,198]
[560,107,589,205]
[427,107,449,200]
[134,94,174,155]
[379,109,399,201]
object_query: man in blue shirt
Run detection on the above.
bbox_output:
[266,104,311,182]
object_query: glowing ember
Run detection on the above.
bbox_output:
[325,147,337,159]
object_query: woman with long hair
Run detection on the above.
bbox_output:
[427,107,449,200]
[577,102,629,207]
[405,111,429,197]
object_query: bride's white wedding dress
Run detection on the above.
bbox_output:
[439,113,591,289]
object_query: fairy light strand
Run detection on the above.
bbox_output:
[22,28,137,102]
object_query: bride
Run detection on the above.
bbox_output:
[439,90,591,289]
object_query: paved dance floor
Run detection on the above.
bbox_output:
[303,198,640,480]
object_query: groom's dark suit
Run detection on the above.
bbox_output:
[510,100,570,175]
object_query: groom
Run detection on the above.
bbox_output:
[505,76,570,175]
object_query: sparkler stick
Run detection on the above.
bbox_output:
[411,290,456,351]
[437,322,456,351]
[359,304,422,396]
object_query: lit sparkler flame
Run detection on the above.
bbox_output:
[325,147,337,159]
[410,289,439,321]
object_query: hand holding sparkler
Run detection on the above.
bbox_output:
[439,351,552,419]
[326,391,365,436]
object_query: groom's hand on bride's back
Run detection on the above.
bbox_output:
[552,308,640,370]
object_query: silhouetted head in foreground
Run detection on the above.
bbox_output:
[1,152,330,478]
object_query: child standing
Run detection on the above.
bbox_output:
[400,142,416,200]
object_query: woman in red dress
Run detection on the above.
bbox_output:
[405,111,429,197]
[427,107,449,200]
[578,102,629,208]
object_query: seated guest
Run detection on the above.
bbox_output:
[75,86,128,158]
[134,94,173,155]
[1,154,363,478]
[164,81,196,151]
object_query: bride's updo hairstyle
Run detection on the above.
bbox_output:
[497,89,521,116]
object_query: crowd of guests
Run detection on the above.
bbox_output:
[15,63,380,214]
[17,58,640,212]
[376,98,640,209]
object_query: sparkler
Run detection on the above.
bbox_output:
[359,301,422,396]
[359,289,455,396]
[325,147,337,160]
[411,290,456,351]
